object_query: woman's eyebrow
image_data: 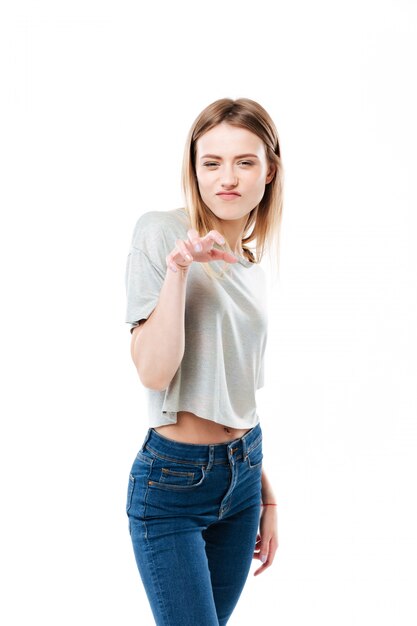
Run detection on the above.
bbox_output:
[199,153,259,160]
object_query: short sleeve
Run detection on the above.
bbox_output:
[124,210,186,333]
[125,248,166,333]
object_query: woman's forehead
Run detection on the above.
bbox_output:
[196,123,266,159]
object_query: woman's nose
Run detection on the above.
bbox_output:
[220,165,238,187]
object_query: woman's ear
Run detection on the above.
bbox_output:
[265,162,277,184]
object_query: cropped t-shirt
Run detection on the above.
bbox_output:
[124,207,268,429]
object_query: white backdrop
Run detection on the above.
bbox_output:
[1,1,416,624]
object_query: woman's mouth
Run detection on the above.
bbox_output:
[216,192,241,200]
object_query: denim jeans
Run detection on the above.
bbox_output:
[125,422,263,626]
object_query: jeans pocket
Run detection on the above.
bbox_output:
[247,438,263,470]
[160,466,198,486]
[149,458,208,491]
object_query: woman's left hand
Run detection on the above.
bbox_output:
[253,505,279,576]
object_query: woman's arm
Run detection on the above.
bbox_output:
[131,266,189,390]
[261,466,277,504]
[253,466,279,575]
[130,228,237,391]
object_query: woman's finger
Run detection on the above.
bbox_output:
[202,230,226,247]
[166,242,191,273]
[207,248,238,264]
[253,537,278,575]
[174,238,193,263]
[187,229,203,252]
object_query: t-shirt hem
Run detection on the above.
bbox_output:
[148,409,260,430]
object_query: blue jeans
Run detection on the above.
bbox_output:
[125,422,263,626]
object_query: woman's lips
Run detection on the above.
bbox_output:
[217,193,241,200]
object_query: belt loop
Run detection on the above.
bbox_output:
[207,445,214,471]
[242,435,248,461]
[140,428,152,451]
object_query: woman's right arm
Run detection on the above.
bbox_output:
[130,265,189,391]
[129,226,237,391]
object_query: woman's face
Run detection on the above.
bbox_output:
[194,122,275,223]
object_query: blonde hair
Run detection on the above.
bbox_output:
[181,97,284,280]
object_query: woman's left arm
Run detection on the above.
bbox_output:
[253,466,279,576]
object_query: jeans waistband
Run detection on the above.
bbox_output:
[140,422,262,465]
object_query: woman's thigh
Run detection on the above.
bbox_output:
[127,447,226,625]
[130,515,219,626]
[203,502,261,626]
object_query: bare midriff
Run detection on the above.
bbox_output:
[153,410,252,444]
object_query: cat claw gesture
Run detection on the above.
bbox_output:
[166,228,238,272]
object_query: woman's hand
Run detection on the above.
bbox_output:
[253,505,279,576]
[166,228,238,273]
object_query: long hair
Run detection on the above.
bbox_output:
[181,97,284,280]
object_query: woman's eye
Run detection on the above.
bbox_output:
[202,161,254,167]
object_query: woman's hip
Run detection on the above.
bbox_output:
[125,422,263,530]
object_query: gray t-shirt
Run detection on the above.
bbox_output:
[125,207,268,428]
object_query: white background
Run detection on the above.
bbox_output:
[1,1,416,624]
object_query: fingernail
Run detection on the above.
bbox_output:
[185,254,192,260]
[260,554,267,563]
[194,243,202,252]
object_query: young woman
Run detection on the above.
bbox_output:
[125,97,283,626]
